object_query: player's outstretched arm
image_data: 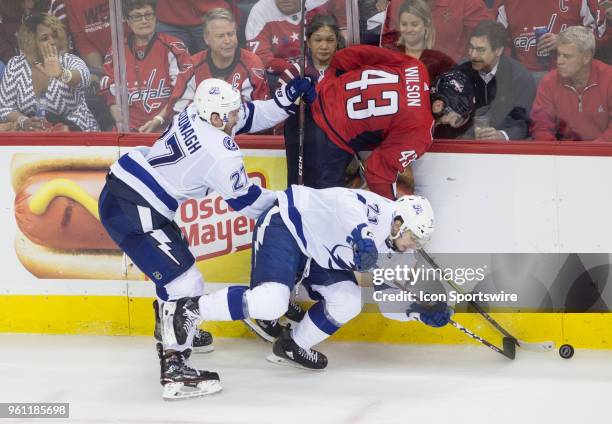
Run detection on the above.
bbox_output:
[206,157,277,220]
[236,77,316,135]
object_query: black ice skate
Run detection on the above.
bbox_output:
[267,328,328,370]
[285,300,306,325]
[160,297,201,348]
[154,300,213,353]
[156,343,221,400]
[243,318,284,342]
[243,301,306,343]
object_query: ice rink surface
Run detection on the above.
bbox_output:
[1,334,611,424]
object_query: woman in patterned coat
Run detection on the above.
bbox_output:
[0,13,98,131]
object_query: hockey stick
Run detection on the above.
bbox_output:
[417,249,554,352]
[297,0,307,185]
[450,320,516,360]
[385,281,515,359]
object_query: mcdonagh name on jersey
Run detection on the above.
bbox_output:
[177,110,202,154]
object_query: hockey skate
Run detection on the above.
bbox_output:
[266,327,328,371]
[154,299,214,353]
[156,343,221,400]
[243,300,306,342]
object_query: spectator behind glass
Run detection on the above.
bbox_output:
[394,0,455,82]
[496,0,606,83]
[245,0,347,75]
[99,0,192,133]
[64,0,115,131]
[0,14,97,131]
[155,0,237,55]
[283,13,341,186]
[172,8,269,113]
[0,0,66,64]
[64,0,110,81]
[453,20,535,140]
[530,26,611,141]
[595,0,612,64]
[305,13,341,80]
[0,60,14,131]
[381,0,494,62]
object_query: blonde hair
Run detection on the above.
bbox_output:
[558,26,595,56]
[203,8,236,35]
[18,13,68,65]
[397,0,435,50]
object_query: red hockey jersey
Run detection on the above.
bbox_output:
[497,0,605,71]
[245,0,347,73]
[100,33,193,131]
[311,45,434,189]
[156,0,237,27]
[64,0,112,57]
[171,48,269,113]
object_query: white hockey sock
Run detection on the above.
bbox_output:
[198,288,234,321]
[292,312,332,351]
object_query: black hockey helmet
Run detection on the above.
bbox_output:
[431,70,475,121]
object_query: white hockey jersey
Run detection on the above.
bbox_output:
[276,185,396,271]
[110,100,287,220]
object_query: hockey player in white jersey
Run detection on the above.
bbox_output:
[164,186,452,378]
[98,76,316,400]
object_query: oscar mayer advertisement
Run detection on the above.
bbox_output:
[7,147,287,288]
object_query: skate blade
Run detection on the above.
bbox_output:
[162,380,222,401]
[192,344,214,354]
[265,353,325,372]
[243,319,277,343]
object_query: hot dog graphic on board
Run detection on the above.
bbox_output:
[12,153,143,280]
[11,153,263,280]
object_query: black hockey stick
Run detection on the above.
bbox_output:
[386,281,515,359]
[450,320,516,360]
[417,249,554,352]
[297,0,307,185]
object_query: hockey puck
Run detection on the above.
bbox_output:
[559,344,574,359]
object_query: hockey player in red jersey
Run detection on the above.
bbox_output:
[285,44,475,199]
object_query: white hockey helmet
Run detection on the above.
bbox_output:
[194,78,241,123]
[390,195,435,247]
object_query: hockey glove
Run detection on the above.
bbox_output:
[406,301,453,328]
[348,224,378,272]
[273,77,316,113]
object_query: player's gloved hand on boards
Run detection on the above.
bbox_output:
[348,223,378,271]
[273,76,316,114]
[406,301,453,327]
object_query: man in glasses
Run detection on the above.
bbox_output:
[453,20,536,141]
